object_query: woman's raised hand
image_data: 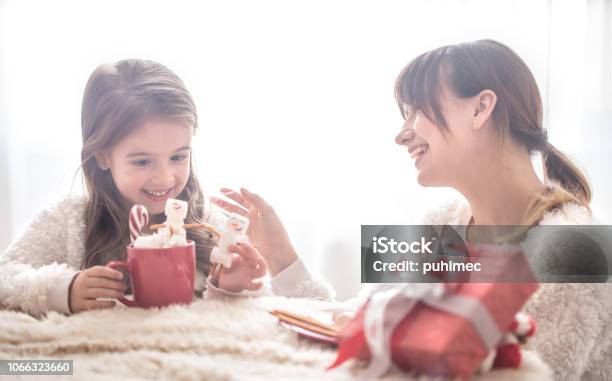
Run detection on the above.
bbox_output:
[210,188,298,276]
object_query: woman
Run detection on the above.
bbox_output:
[214,40,611,380]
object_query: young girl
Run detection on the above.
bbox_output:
[215,40,612,379]
[0,59,332,316]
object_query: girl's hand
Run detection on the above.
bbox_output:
[217,242,268,293]
[69,266,126,313]
[211,188,298,276]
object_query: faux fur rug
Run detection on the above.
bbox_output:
[0,296,551,380]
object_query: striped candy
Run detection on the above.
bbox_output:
[129,204,149,243]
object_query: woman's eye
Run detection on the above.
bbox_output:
[132,159,151,167]
[171,154,187,162]
[403,105,417,120]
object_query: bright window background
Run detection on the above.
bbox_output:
[1,0,610,299]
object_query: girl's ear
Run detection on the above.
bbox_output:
[94,152,110,171]
[472,89,497,130]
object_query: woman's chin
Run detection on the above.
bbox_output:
[416,171,433,187]
[416,171,444,187]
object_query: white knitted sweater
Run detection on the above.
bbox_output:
[0,196,333,317]
[416,198,612,381]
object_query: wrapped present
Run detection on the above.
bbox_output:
[329,244,538,380]
[477,311,537,372]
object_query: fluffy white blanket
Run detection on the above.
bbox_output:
[0,296,551,381]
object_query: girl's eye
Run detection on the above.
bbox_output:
[132,159,151,167]
[171,154,188,162]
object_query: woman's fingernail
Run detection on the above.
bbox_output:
[220,188,230,193]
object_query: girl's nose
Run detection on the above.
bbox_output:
[152,163,174,185]
[395,124,415,146]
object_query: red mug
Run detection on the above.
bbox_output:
[107,241,196,308]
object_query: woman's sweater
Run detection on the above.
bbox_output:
[418,198,612,381]
[0,196,333,317]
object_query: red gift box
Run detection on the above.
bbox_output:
[330,245,538,379]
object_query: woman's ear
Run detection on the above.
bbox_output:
[94,152,110,171]
[472,89,497,130]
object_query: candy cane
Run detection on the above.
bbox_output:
[129,204,149,243]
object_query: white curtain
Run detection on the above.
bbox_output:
[1,0,610,299]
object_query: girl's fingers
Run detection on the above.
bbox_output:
[235,242,268,273]
[210,197,249,217]
[253,262,268,278]
[220,188,252,209]
[86,300,117,310]
[229,253,242,268]
[86,277,126,292]
[89,266,124,281]
[245,281,264,291]
[240,188,273,215]
[85,288,125,300]
[227,244,247,259]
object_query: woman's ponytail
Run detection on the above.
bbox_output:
[522,143,592,226]
[542,142,592,205]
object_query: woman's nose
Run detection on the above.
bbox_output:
[395,124,415,146]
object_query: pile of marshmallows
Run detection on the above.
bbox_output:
[129,198,250,270]
[130,199,190,249]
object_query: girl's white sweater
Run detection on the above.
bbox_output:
[0,196,333,317]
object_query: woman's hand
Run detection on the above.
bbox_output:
[217,242,268,293]
[69,266,127,313]
[210,188,298,276]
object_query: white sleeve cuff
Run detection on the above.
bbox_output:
[47,271,79,315]
[204,278,246,299]
[204,278,274,299]
[270,258,312,297]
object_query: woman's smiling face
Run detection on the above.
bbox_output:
[97,118,193,214]
[395,82,482,187]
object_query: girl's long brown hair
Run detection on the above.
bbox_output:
[80,59,216,275]
[394,39,591,225]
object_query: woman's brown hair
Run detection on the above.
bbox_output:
[80,59,215,275]
[394,39,591,225]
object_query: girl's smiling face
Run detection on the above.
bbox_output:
[98,118,193,214]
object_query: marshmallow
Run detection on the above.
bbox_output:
[133,234,164,249]
[130,198,191,250]
[209,212,250,269]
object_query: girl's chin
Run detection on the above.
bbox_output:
[136,201,168,215]
[146,206,166,215]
